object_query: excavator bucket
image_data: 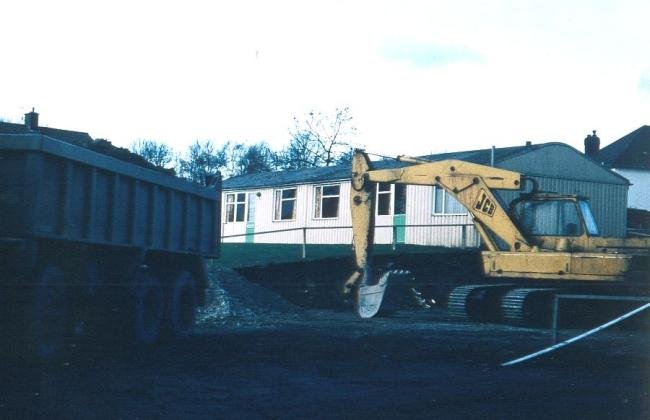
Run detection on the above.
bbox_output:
[356,269,414,318]
[348,150,419,317]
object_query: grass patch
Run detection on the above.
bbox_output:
[217,242,472,268]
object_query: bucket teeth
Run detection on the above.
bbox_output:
[356,268,414,318]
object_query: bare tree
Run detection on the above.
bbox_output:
[335,146,354,165]
[278,107,357,169]
[221,141,247,177]
[178,140,227,185]
[130,139,175,169]
[278,132,320,170]
[219,141,278,177]
[235,142,277,176]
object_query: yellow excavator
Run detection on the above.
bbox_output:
[345,150,650,324]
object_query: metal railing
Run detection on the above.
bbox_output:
[551,294,650,343]
[627,228,650,237]
[221,223,476,259]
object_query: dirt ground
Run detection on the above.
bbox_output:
[1,266,649,419]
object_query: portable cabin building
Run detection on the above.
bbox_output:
[221,142,629,246]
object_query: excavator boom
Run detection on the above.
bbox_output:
[346,150,530,293]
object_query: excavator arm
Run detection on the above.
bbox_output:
[345,149,531,294]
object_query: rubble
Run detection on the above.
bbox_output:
[197,262,301,325]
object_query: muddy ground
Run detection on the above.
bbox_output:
[1,265,649,419]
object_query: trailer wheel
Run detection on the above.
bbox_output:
[132,271,164,345]
[167,271,197,338]
[30,264,69,360]
[73,260,106,337]
[83,260,104,297]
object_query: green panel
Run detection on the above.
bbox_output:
[393,214,406,244]
[218,243,473,269]
[245,222,255,243]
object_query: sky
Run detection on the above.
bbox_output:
[2,0,649,158]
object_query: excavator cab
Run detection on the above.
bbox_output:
[509,193,601,251]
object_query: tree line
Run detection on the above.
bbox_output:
[130,107,357,185]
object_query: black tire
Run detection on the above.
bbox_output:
[166,271,197,339]
[29,264,69,361]
[74,260,106,337]
[131,270,164,345]
[83,260,104,298]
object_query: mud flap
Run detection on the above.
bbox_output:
[356,270,412,318]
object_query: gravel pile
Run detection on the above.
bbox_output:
[197,262,302,325]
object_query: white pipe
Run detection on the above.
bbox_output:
[501,302,650,367]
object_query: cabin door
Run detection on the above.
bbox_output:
[376,183,407,245]
[245,193,256,243]
[393,184,406,244]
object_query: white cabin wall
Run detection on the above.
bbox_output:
[303,180,354,244]
[405,185,478,247]
[252,184,307,244]
[223,182,353,244]
[222,182,481,246]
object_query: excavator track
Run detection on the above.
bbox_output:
[447,284,513,322]
[500,288,558,327]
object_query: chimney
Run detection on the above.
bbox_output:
[24,108,39,131]
[584,130,600,157]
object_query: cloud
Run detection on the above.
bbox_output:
[381,40,481,68]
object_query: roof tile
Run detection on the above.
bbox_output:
[597,125,650,170]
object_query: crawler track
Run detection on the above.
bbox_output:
[447,284,513,322]
[500,287,558,327]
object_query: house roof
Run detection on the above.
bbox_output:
[596,125,650,170]
[0,120,173,174]
[223,142,555,190]
[0,121,94,145]
[223,162,351,190]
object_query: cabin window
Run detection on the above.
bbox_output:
[377,183,392,215]
[375,183,407,216]
[314,184,340,219]
[274,188,297,221]
[225,192,246,222]
[432,186,466,215]
[247,192,257,222]
[394,184,407,215]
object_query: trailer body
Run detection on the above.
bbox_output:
[0,133,219,255]
[0,133,221,358]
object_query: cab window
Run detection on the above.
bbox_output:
[579,200,600,236]
[513,200,582,236]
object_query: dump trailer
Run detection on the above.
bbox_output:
[0,133,221,359]
[345,150,650,325]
